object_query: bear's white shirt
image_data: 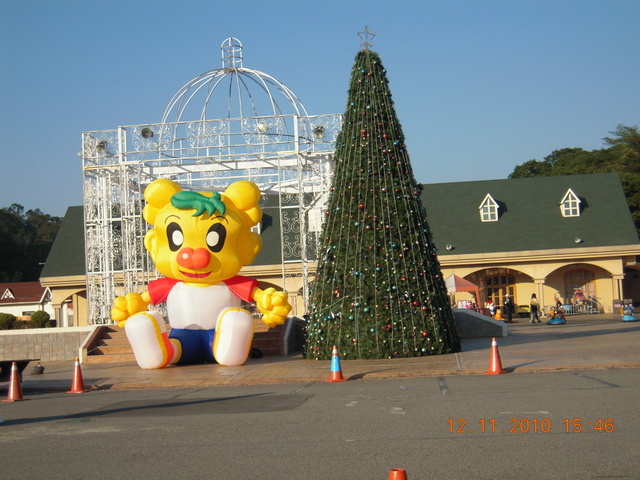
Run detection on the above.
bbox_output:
[166,282,241,330]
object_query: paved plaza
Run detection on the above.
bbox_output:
[2,314,638,393]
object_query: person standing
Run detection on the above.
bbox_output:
[504,294,514,323]
[530,293,541,323]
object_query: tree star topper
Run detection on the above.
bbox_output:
[358,26,376,48]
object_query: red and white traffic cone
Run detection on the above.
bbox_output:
[485,337,507,375]
[67,358,87,393]
[327,345,347,382]
[3,362,27,402]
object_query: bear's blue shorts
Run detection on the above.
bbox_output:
[169,328,216,365]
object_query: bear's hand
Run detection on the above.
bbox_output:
[111,292,150,328]
[254,287,292,329]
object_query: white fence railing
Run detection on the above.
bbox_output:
[544,304,600,316]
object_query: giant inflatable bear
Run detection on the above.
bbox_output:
[111,178,292,368]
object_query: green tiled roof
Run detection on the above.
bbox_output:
[41,173,639,278]
[40,206,85,277]
[420,173,639,256]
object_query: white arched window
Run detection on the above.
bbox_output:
[560,188,581,217]
[479,194,499,222]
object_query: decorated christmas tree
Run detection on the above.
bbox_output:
[306,42,461,360]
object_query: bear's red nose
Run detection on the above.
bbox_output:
[177,247,211,270]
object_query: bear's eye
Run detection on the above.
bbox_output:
[206,223,226,253]
[167,222,184,252]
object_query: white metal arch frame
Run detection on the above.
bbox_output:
[162,38,309,123]
[81,38,341,325]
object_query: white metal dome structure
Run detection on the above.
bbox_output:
[162,37,309,122]
[81,38,341,325]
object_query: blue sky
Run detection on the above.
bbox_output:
[1,0,638,217]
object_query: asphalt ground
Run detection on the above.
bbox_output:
[2,313,639,394]
[2,369,638,479]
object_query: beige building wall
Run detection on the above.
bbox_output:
[440,245,639,314]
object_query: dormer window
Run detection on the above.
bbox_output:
[560,188,581,217]
[1,289,15,300]
[479,194,499,222]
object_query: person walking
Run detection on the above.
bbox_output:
[530,293,541,323]
[504,294,514,323]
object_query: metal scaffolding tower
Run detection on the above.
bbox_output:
[81,38,340,324]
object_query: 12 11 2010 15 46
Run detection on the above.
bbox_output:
[447,418,615,433]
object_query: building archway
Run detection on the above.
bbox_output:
[543,263,612,312]
[461,268,533,311]
[50,289,87,327]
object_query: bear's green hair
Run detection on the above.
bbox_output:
[170,191,226,217]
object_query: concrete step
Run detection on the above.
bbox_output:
[85,353,136,364]
[85,326,135,364]
[90,346,134,356]
[101,330,127,339]
[251,324,285,356]
[97,337,130,347]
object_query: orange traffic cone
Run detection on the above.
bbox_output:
[327,345,347,382]
[388,468,408,480]
[67,358,87,393]
[485,337,507,375]
[3,362,27,402]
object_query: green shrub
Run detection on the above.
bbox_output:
[29,310,51,328]
[0,313,17,330]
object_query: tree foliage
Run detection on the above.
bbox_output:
[603,124,640,162]
[0,205,62,282]
[509,125,640,235]
[29,310,52,328]
[0,313,17,330]
[305,49,460,360]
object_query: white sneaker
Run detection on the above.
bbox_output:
[213,308,254,366]
[125,311,177,369]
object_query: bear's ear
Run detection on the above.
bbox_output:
[144,179,182,225]
[222,181,262,226]
[143,229,158,258]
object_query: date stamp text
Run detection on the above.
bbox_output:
[448,418,615,434]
